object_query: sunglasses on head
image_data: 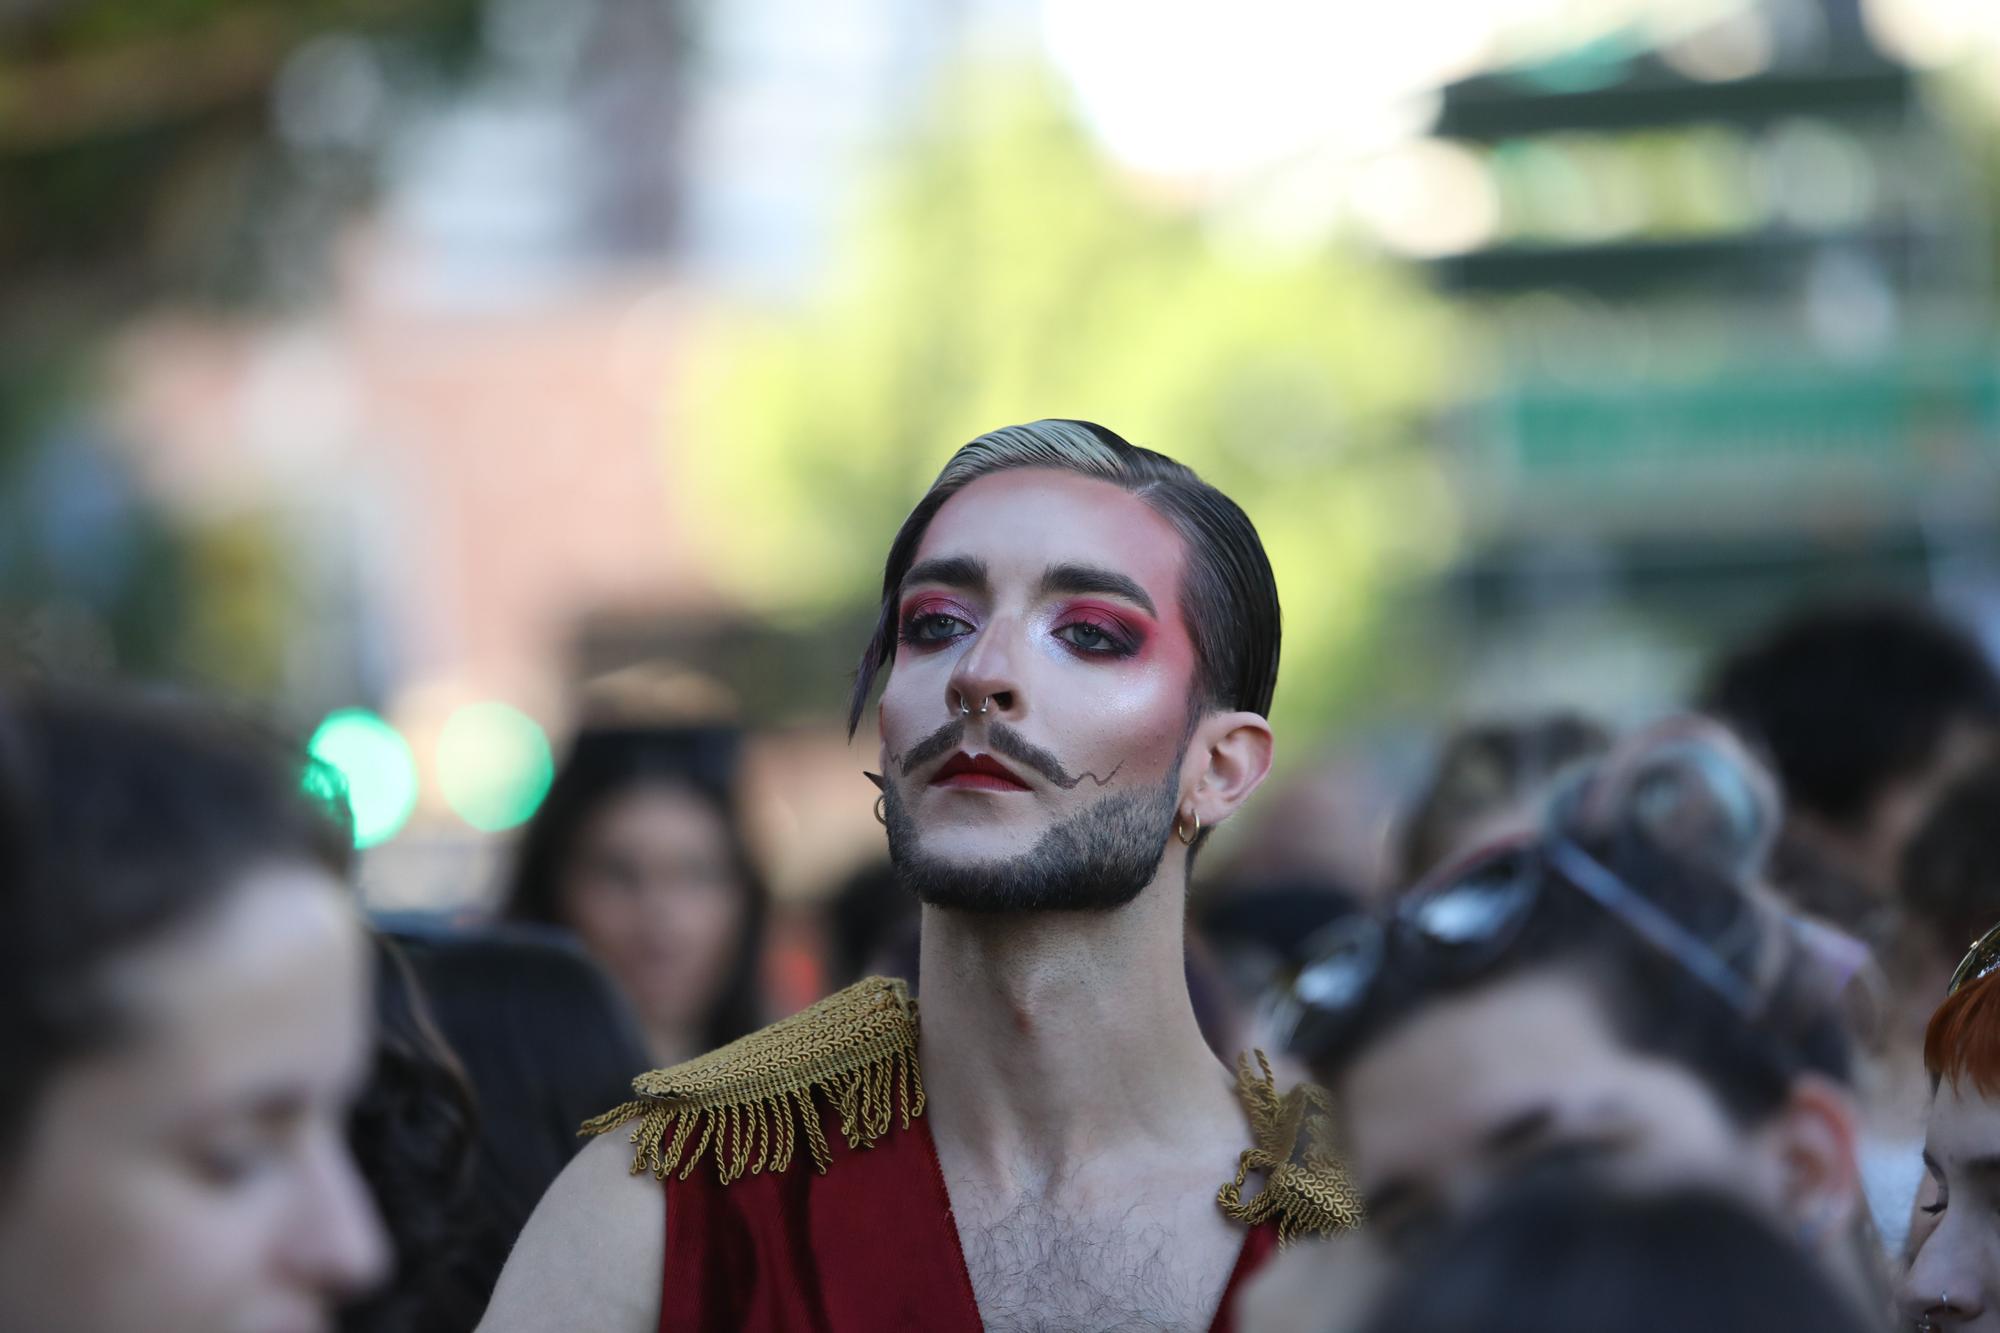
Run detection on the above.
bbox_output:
[1949,919,2000,998]
[1264,836,1767,1061]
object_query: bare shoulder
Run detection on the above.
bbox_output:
[476,1130,663,1333]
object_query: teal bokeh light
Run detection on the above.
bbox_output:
[436,701,555,832]
[308,709,419,849]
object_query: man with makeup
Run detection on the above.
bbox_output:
[478,420,1359,1333]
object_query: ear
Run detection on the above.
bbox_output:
[1183,710,1275,829]
[1760,1073,1863,1238]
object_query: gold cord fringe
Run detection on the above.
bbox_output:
[1216,1050,1366,1245]
[581,976,925,1184]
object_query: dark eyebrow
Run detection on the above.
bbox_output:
[1965,1154,2000,1179]
[1036,562,1158,618]
[901,556,989,597]
[1480,1106,1556,1159]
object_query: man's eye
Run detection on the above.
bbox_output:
[1055,622,1131,655]
[901,613,970,645]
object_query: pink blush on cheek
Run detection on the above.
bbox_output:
[1062,637,1202,777]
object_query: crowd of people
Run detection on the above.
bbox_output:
[7,420,2000,1332]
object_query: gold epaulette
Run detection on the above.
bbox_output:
[581,975,924,1185]
[1216,1051,1366,1245]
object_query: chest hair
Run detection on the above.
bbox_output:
[952,1187,1240,1333]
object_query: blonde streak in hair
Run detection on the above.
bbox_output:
[936,420,1124,490]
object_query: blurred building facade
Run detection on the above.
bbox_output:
[9,0,2000,913]
[1412,0,2000,717]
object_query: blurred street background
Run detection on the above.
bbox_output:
[9,0,2000,998]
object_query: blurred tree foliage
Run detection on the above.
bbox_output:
[1,0,482,330]
[0,0,479,688]
[684,71,1465,729]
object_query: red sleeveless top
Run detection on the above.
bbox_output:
[580,980,1349,1333]
[654,1101,1279,1332]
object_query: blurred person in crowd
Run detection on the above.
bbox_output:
[1275,722,1886,1314]
[1898,925,2000,1330]
[0,688,387,1333]
[1900,758,2000,997]
[1852,756,2000,1261]
[1206,751,1400,897]
[1342,1175,1880,1333]
[1195,878,1365,1069]
[1198,880,1366,981]
[340,934,485,1333]
[389,924,649,1310]
[502,724,767,1066]
[1703,598,2000,935]
[481,420,1359,1332]
[822,857,919,988]
[1394,711,1611,887]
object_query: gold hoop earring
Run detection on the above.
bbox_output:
[873,794,888,827]
[1175,811,1201,846]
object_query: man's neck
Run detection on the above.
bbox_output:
[914,866,1239,1184]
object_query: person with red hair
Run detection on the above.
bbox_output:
[1901,924,2000,1331]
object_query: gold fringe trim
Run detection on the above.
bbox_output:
[1217,1050,1366,1245]
[581,976,925,1184]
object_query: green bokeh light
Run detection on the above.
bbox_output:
[436,701,555,833]
[308,709,419,849]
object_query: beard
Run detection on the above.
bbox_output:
[882,765,1182,913]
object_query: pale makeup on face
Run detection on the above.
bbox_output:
[877,468,1201,865]
[561,785,746,1057]
[1334,970,1774,1257]
[0,866,387,1333]
[1903,1080,2000,1330]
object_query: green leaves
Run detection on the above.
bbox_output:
[680,68,1465,728]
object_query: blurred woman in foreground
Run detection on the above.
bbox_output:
[1900,928,2000,1330]
[503,725,766,1065]
[0,688,386,1333]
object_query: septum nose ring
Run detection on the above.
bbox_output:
[955,691,991,716]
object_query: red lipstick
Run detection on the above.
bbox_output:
[930,752,1032,792]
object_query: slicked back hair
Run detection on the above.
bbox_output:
[848,420,1281,737]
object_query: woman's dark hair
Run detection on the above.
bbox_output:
[388,924,649,1310]
[340,935,484,1333]
[0,685,351,1163]
[1703,597,2000,829]
[500,724,766,1052]
[848,419,1282,736]
[1312,728,1851,1127]
[1350,1175,1874,1333]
